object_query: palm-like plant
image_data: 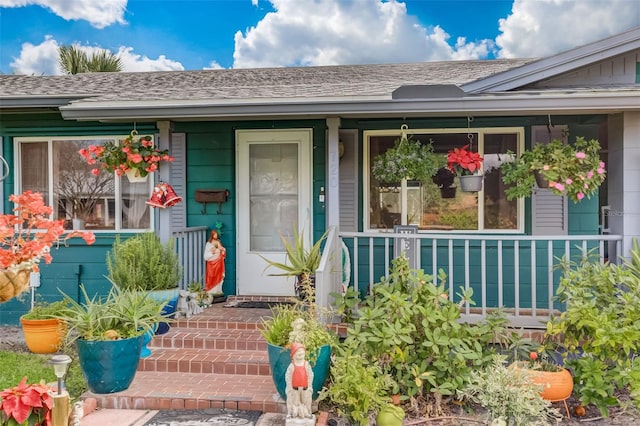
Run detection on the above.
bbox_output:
[58,45,122,74]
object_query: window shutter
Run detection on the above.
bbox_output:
[531,125,568,235]
[339,130,358,232]
[169,133,186,230]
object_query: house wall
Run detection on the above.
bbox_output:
[0,115,328,324]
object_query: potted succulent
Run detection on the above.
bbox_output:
[371,135,440,184]
[0,191,95,303]
[260,303,338,401]
[19,300,69,354]
[0,377,53,426]
[78,130,174,182]
[107,232,182,334]
[260,228,327,300]
[55,285,166,394]
[500,137,605,203]
[447,144,484,192]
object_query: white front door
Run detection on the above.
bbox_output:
[236,129,313,295]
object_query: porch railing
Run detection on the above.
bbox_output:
[338,232,623,328]
[172,226,208,290]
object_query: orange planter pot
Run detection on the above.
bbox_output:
[20,317,66,354]
[529,368,574,401]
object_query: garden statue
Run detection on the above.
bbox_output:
[288,318,305,343]
[176,290,203,318]
[204,230,226,294]
[285,342,314,424]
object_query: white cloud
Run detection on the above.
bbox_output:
[0,0,127,29]
[496,0,640,58]
[204,61,224,70]
[9,37,185,75]
[233,0,491,68]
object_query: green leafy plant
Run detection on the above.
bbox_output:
[55,284,167,342]
[459,355,559,425]
[20,300,69,320]
[342,254,507,415]
[330,286,361,324]
[500,137,605,203]
[319,346,394,426]
[260,228,327,278]
[372,136,441,183]
[107,233,182,291]
[546,242,640,416]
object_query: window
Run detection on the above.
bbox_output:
[16,136,153,231]
[365,128,523,232]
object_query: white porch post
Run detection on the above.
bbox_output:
[608,112,640,260]
[156,120,174,244]
[326,117,341,228]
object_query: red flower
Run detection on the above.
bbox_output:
[0,377,53,426]
[447,144,483,176]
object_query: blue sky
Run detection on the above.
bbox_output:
[0,0,638,75]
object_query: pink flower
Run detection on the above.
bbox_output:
[584,183,589,189]
[600,161,605,168]
[543,165,550,171]
[577,192,584,200]
[91,168,100,176]
[576,152,586,159]
[565,178,573,185]
[554,183,565,191]
[597,168,605,174]
[587,171,594,178]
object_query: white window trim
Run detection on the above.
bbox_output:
[363,127,525,233]
[14,135,156,232]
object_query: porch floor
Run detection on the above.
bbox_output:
[83,296,291,414]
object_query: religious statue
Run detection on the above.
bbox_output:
[204,230,226,294]
[285,342,314,420]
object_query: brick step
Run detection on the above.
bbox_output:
[171,313,266,331]
[152,327,267,351]
[138,347,271,376]
[85,371,286,414]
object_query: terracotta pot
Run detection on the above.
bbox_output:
[529,368,574,401]
[20,317,66,354]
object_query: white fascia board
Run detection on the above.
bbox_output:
[59,91,640,122]
[462,27,640,93]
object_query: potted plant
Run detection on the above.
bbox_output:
[371,135,440,184]
[0,191,95,303]
[55,285,167,394]
[260,228,328,300]
[0,377,54,426]
[107,232,182,334]
[447,144,484,192]
[500,137,605,203]
[19,300,69,354]
[78,130,174,182]
[260,303,338,401]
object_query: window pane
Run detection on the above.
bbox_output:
[53,140,116,230]
[121,178,151,229]
[21,142,48,204]
[484,134,518,230]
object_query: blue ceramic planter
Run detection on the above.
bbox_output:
[147,289,179,335]
[76,336,143,394]
[266,342,331,400]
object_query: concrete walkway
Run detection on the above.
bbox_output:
[81,409,289,425]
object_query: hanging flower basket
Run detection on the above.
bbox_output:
[372,132,440,183]
[0,269,31,303]
[125,169,149,183]
[458,175,483,192]
[78,130,174,179]
[447,144,484,193]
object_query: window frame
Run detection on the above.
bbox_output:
[14,135,156,232]
[363,127,525,233]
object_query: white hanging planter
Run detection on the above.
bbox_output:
[458,175,483,192]
[125,169,148,183]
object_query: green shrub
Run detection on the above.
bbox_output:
[21,300,69,320]
[107,233,182,291]
[546,242,640,416]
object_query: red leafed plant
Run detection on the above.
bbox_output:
[447,144,483,176]
[0,191,95,273]
[0,377,54,426]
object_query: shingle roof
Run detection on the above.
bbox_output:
[0,59,534,102]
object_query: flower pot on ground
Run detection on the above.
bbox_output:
[500,136,605,203]
[20,300,69,354]
[55,285,167,394]
[107,232,182,334]
[447,144,484,192]
[260,303,337,401]
[0,191,95,303]
[78,130,174,179]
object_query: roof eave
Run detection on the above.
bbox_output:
[59,92,640,122]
